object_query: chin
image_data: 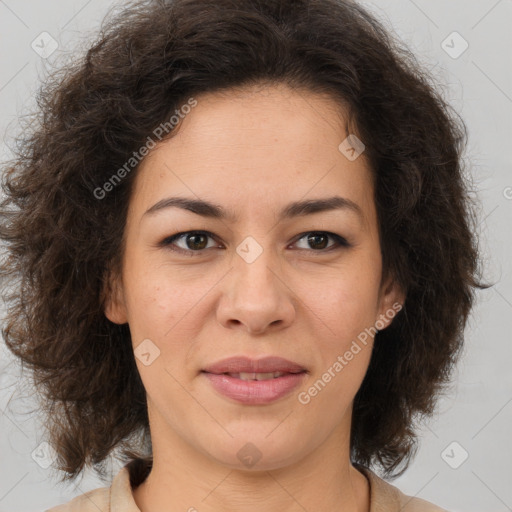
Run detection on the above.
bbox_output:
[199,434,304,472]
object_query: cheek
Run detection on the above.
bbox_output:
[122,261,221,373]
[122,271,198,394]
[122,265,188,342]
[310,258,381,331]
[310,286,377,371]
[300,255,382,380]
[302,282,378,410]
[123,243,209,320]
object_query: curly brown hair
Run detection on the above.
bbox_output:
[0,0,489,483]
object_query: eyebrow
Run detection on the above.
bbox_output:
[143,195,364,224]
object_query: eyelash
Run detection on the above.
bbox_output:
[159,230,351,256]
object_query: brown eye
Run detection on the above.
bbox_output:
[306,233,329,250]
[183,233,209,250]
[161,230,219,254]
[160,230,350,256]
[294,231,350,252]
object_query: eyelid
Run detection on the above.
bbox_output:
[159,230,351,255]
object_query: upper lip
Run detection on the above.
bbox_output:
[202,356,307,375]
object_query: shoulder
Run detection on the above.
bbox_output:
[45,486,110,512]
[45,463,141,512]
[396,492,450,512]
[357,466,450,512]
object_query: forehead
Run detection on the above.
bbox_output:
[130,83,376,230]
[166,83,352,156]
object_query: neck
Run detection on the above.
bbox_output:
[132,420,369,512]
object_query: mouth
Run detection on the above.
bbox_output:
[212,370,305,381]
[201,370,307,405]
[201,355,308,375]
[200,356,308,404]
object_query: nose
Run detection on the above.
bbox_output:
[216,247,296,335]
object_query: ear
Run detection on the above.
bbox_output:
[375,271,405,331]
[101,267,128,325]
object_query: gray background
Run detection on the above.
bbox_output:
[0,0,511,510]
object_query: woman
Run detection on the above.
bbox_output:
[0,0,488,510]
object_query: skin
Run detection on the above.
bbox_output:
[105,82,404,512]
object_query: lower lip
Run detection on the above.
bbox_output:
[202,372,307,404]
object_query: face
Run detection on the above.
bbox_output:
[105,83,403,471]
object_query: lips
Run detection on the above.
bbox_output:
[201,356,308,404]
[201,356,307,376]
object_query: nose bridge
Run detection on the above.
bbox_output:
[232,234,282,300]
[217,234,295,333]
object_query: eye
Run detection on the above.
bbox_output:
[160,230,220,254]
[159,230,350,255]
[293,231,350,252]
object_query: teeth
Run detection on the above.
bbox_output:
[229,371,286,381]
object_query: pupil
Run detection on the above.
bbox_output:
[188,234,207,250]
[308,233,328,249]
